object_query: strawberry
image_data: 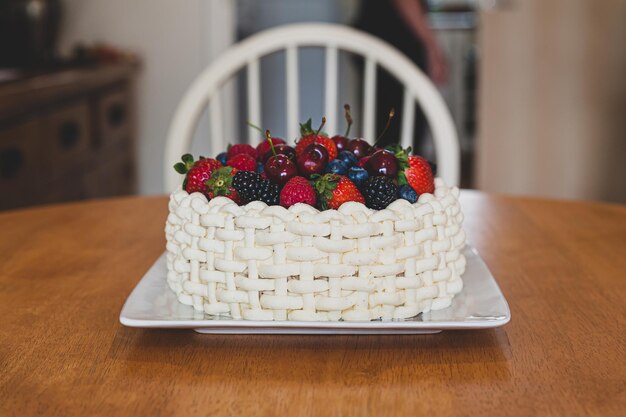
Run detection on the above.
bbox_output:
[296,118,337,160]
[404,155,435,195]
[311,174,364,210]
[227,143,256,160]
[173,154,222,195]
[280,176,316,208]
[226,153,256,171]
[256,137,285,161]
[205,166,242,205]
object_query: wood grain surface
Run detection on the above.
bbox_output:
[0,192,624,416]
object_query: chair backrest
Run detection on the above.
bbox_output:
[164,23,460,191]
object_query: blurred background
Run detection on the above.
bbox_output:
[0,0,624,212]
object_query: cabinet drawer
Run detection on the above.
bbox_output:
[97,87,132,151]
[0,119,41,209]
[41,100,91,179]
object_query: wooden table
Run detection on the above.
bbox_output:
[1,193,624,416]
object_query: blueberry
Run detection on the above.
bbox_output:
[256,161,264,173]
[348,166,369,187]
[216,152,228,165]
[337,150,358,167]
[398,184,418,203]
[325,159,348,175]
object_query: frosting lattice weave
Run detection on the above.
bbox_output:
[165,178,466,321]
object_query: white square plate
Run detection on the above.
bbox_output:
[120,246,510,334]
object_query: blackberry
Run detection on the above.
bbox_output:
[232,170,280,205]
[233,171,261,202]
[361,176,398,210]
[257,181,280,205]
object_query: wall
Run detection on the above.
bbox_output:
[477,0,626,203]
[59,0,236,195]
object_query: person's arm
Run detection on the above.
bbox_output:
[392,0,448,85]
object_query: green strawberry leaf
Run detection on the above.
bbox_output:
[174,162,187,174]
[181,154,194,164]
[299,118,313,136]
[397,171,409,186]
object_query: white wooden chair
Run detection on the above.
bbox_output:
[164,23,459,191]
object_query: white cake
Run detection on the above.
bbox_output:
[165,178,466,321]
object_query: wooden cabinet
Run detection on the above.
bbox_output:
[0,64,138,211]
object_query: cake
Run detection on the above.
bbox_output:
[165,110,466,321]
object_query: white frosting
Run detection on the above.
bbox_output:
[165,178,466,321]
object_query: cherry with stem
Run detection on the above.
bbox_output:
[344,104,353,137]
[373,108,395,148]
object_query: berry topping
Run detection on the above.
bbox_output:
[264,130,298,186]
[256,137,285,160]
[296,118,338,161]
[205,166,241,204]
[325,159,348,176]
[403,155,435,195]
[346,138,371,159]
[296,143,329,179]
[311,174,364,210]
[262,144,296,163]
[347,166,369,188]
[233,171,280,205]
[280,176,317,208]
[336,150,358,167]
[365,149,398,178]
[216,152,228,165]
[227,143,257,160]
[173,154,222,196]
[361,176,398,210]
[227,153,257,171]
[398,184,418,203]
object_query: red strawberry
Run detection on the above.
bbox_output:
[256,137,285,161]
[280,176,316,208]
[173,154,222,195]
[227,143,256,160]
[206,166,242,205]
[311,174,364,210]
[226,153,256,171]
[295,118,337,161]
[404,155,435,195]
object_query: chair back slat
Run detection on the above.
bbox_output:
[286,44,299,141]
[246,59,262,143]
[400,89,415,150]
[165,24,460,191]
[209,92,223,155]
[362,57,377,142]
[324,46,338,135]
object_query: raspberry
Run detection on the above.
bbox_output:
[280,176,316,208]
[227,153,256,171]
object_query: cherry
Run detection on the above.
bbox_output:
[263,130,297,186]
[265,154,297,186]
[346,138,371,159]
[365,149,398,178]
[248,122,286,160]
[331,135,350,152]
[262,144,296,163]
[331,104,353,152]
[297,143,329,179]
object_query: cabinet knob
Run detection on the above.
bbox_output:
[0,147,23,179]
[107,103,127,127]
[59,121,81,149]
